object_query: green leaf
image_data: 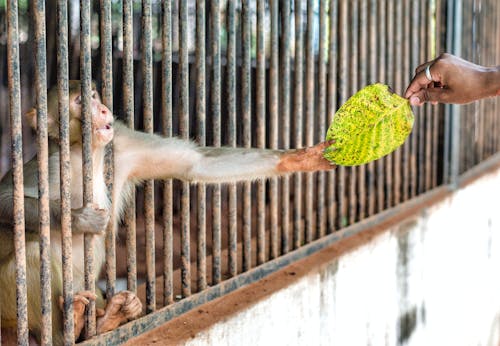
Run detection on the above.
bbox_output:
[324,83,414,166]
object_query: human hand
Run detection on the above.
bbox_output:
[404,53,500,106]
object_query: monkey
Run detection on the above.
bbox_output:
[0,80,335,345]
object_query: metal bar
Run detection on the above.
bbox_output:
[357,0,367,221]
[196,0,207,293]
[100,0,116,302]
[256,0,267,263]
[327,0,338,233]
[304,0,315,243]
[80,0,96,336]
[409,0,419,198]
[367,0,376,216]
[142,0,156,312]
[376,0,386,213]
[338,0,348,228]
[393,0,403,202]
[385,0,394,206]
[56,0,75,342]
[7,0,29,343]
[179,0,191,298]
[161,0,173,305]
[402,0,411,199]
[349,0,358,225]
[280,0,291,254]
[242,0,252,271]
[269,0,280,258]
[424,0,433,192]
[33,0,52,343]
[226,0,238,276]
[293,0,304,248]
[123,0,137,294]
[417,0,426,195]
[317,0,328,237]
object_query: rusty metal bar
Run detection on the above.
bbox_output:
[376,0,386,213]
[357,0,367,221]
[179,0,191,298]
[100,0,116,302]
[349,0,358,225]
[56,0,75,342]
[293,0,304,248]
[7,0,29,343]
[226,0,238,276]
[304,0,315,243]
[123,0,137,295]
[327,0,338,233]
[161,0,173,305]
[196,0,207,293]
[367,0,377,216]
[393,0,403,203]
[256,0,266,264]
[280,0,291,255]
[269,0,280,258]
[385,0,394,207]
[80,0,97,337]
[317,0,328,237]
[142,0,156,312]
[33,0,52,344]
[242,0,252,271]
[338,0,348,229]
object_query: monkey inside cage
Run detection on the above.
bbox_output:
[2,0,499,345]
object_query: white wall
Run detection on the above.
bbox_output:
[186,168,500,346]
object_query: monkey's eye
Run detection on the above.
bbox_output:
[91,91,97,99]
[74,95,82,105]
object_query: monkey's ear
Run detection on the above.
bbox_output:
[25,108,37,130]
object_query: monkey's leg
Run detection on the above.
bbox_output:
[96,291,142,334]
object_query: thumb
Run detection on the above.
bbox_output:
[409,87,452,106]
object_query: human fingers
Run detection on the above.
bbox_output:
[404,68,434,99]
[408,87,452,106]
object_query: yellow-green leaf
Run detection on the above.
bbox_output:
[324,83,414,166]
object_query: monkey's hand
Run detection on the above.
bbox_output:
[71,204,109,234]
[277,141,336,173]
[96,291,142,334]
[58,291,97,340]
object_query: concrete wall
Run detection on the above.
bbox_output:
[186,168,500,346]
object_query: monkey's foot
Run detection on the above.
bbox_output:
[58,290,97,340]
[96,291,142,334]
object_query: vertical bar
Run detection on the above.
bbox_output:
[293,0,304,248]
[376,0,386,213]
[269,0,280,258]
[256,0,266,264]
[367,0,377,216]
[385,0,394,206]
[57,0,75,343]
[424,0,433,191]
[327,0,338,232]
[210,0,222,284]
[123,0,137,294]
[196,0,207,291]
[393,0,403,203]
[349,0,358,225]
[226,0,238,276]
[7,0,29,344]
[80,0,96,336]
[304,0,315,243]
[338,0,348,228]
[450,0,462,188]
[402,0,411,199]
[409,0,419,198]
[142,0,156,312]
[280,0,291,254]
[101,0,116,302]
[417,0,426,195]
[317,0,328,237]
[161,0,173,305]
[358,0,367,220]
[432,0,442,188]
[179,0,191,297]
[33,0,52,343]
[242,0,252,271]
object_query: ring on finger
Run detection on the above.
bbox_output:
[424,64,434,82]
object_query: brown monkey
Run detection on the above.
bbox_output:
[0,81,334,345]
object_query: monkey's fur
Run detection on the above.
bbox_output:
[0,81,334,345]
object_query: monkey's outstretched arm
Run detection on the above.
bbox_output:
[113,121,334,184]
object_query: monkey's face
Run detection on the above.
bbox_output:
[70,88,114,147]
